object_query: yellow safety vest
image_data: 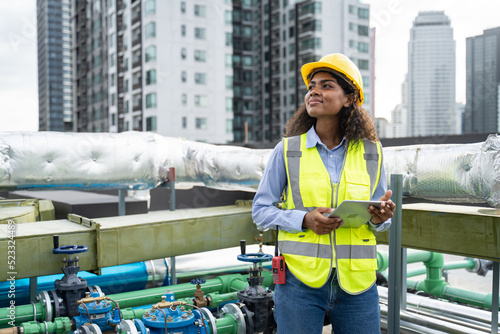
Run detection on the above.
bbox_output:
[279,133,383,294]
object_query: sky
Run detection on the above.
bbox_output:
[0,0,499,131]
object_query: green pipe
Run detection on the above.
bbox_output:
[108,274,247,309]
[215,314,238,334]
[0,274,249,328]
[408,279,500,311]
[407,259,476,278]
[21,317,72,334]
[0,301,44,327]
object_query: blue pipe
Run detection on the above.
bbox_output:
[0,262,170,307]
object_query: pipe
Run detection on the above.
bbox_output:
[407,259,476,277]
[1,132,500,207]
[0,273,253,327]
[215,313,239,334]
[0,261,167,308]
[379,286,499,327]
[20,317,72,334]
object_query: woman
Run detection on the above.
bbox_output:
[252,53,395,334]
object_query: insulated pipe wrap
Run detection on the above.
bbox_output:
[384,134,500,207]
[0,132,498,207]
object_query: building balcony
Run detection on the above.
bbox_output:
[132,35,141,47]
[132,14,141,26]
[132,83,142,91]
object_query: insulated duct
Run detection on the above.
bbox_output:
[0,132,499,207]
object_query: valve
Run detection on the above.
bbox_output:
[72,291,121,332]
[143,293,208,334]
[50,235,89,318]
[236,240,275,333]
[190,278,208,308]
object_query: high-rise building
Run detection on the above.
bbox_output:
[67,0,373,144]
[407,11,456,137]
[464,27,500,134]
[37,0,73,131]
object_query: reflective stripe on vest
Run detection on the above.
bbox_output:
[280,240,375,260]
[280,134,383,293]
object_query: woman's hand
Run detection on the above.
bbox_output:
[302,207,344,235]
[368,190,396,224]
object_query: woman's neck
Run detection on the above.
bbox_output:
[315,120,343,150]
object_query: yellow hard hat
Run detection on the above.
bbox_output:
[301,53,364,105]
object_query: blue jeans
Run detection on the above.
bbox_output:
[274,268,381,334]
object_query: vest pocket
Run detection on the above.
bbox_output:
[344,171,370,200]
[300,172,329,207]
[349,227,377,271]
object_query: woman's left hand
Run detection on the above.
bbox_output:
[368,190,396,224]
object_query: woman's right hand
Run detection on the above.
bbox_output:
[302,207,344,235]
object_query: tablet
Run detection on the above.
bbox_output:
[326,200,385,228]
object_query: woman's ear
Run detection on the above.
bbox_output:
[343,93,356,108]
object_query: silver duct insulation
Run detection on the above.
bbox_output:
[384,134,500,207]
[0,131,268,192]
[0,132,499,207]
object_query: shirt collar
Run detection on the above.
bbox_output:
[305,126,346,150]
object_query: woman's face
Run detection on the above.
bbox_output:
[304,72,352,119]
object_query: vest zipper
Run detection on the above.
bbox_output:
[333,141,349,278]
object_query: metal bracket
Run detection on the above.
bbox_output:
[66,213,102,275]
[67,214,97,228]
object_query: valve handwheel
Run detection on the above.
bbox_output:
[52,235,88,254]
[237,253,273,263]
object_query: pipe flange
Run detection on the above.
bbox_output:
[120,319,139,334]
[37,290,52,322]
[49,290,60,318]
[87,324,102,334]
[76,325,91,334]
[200,307,217,334]
[221,303,246,334]
[91,285,104,297]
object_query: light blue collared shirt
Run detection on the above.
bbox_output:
[252,126,391,233]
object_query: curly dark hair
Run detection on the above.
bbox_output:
[284,71,378,142]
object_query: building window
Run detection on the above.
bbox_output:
[225,32,232,46]
[181,48,187,59]
[145,22,156,39]
[146,93,157,108]
[226,97,233,112]
[181,71,187,82]
[194,95,208,106]
[195,73,207,84]
[194,50,206,62]
[112,113,116,126]
[358,8,369,19]
[181,1,186,13]
[226,119,233,133]
[182,117,187,128]
[111,93,116,106]
[194,4,206,17]
[225,54,232,67]
[349,5,356,14]
[146,116,157,131]
[145,45,156,62]
[226,76,233,89]
[358,25,369,36]
[358,42,369,53]
[144,0,156,16]
[181,25,186,37]
[301,38,321,50]
[195,27,206,39]
[362,76,369,87]
[357,59,369,70]
[146,69,156,85]
[225,10,232,24]
[195,117,207,129]
[182,94,187,105]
